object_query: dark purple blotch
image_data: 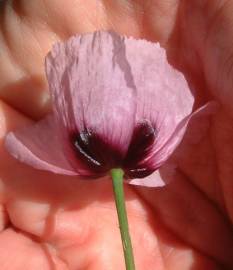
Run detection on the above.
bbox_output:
[71,120,156,178]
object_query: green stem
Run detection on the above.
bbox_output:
[111,168,136,270]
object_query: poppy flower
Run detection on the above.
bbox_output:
[5,31,212,187]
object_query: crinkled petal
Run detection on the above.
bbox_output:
[45,31,137,159]
[5,115,80,175]
[128,101,218,185]
[124,37,194,151]
[124,114,191,179]
[147,102,217,170]
[5,31,217,181]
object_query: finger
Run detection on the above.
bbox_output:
[0,205,9,231]
[0,0,107,119]
[179,0,233,114]
[0,228,69,270]
[136,170,233,269]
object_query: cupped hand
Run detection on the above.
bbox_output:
[0,1,233,269]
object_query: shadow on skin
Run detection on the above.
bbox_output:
[0,75,51,120]
[135,168,233,269]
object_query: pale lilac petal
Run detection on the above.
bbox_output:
[5,31,216,181]
[124,38,194,151]
[129,101,218,185]
[147,101,217,169]
[45,31,137,157]
[129,170,166,187]
[124,115,191,180]
[5,115,79,175]
[129,163,177,187]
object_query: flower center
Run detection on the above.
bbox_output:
[71,120,156,178]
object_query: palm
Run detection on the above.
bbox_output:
[0,1,232,269]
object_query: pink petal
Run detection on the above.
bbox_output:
[148,102,217,169]
[124,38,194,152]
[129,170,166,187]
[129,101,218,186]
[129,164,175,187]
[45,31,137,157]
[5,115,79,175]
[5,31,216,180]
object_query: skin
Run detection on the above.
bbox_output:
[0,0,233,269]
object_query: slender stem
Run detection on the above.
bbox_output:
[111,168,136,270]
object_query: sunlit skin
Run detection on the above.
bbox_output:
[0,1,233,269]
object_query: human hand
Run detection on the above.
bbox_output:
[0,1,232,269]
